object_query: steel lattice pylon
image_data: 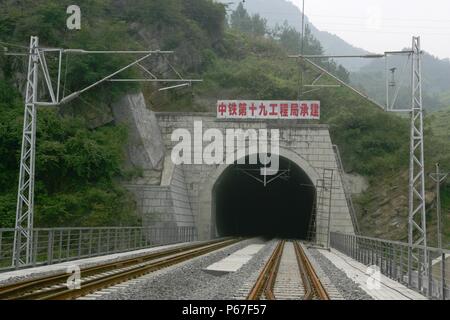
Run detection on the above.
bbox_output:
[407,37,428,286]
[13,36,39,266]
[290,35,430,290]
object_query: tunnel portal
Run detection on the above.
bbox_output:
[214,156,316,239]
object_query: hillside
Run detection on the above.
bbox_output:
[355,107,450,246]
[0,0,228,227]
[351,52,450,110]
[427,106,450,139]
[218,0,371,71]
[219,0,450,111]
[427,108,450,239]
[0,0,448,247]
[427,107,450,245]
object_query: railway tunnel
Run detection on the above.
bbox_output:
[213,156,316,239]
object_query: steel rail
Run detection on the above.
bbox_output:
[294,242,330,300]
[38,238,240,300]
[247,240,330,300]
[263,241,285,300]
[294,242,314,299]
[247,240,284,300]
[0,238,239,300]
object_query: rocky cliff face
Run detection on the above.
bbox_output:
[344,173,369,195]
[355,170,437,243]
[112,92,165,174]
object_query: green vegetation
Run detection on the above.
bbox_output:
[329,106,409,177]
[442,183,450,243]
[230,3,268,37]
[0,81,139,228]
[350,51,450,111]
[427,106,450,139]
[426,107,450,246]
[0,0,228,228]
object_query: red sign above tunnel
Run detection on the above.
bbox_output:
[217,100,320,120]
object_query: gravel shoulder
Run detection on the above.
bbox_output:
[309,248,373,300]
[95,238,275,300]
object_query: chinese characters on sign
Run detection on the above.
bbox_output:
[217,100,320,120]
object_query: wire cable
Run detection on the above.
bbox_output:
[0,40,28,50]
[298,0,305,100]
[62,54,70,99]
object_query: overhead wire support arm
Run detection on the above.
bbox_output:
[59,52,155,105]
[57,52,201,104]
[60,49,174,54]
[236,168,290,187]
[158,83,191,92]
[290,55,386,110]
[109,79,203,82]
[385,50,415,55]
[3,52,29,56]
[289,54,385,59]
[303,84,340,88]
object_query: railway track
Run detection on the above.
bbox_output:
[247,240,330,300]
[0,238,240,300]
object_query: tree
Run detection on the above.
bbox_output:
[251,14,268,37]
[0,81,139,228]
[272,21,301,55]
[230,3,267,36]
[230,3,252,33]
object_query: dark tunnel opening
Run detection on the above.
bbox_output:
[214,156,316,239]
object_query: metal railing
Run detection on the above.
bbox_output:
[0,226,197,271]
[330,232,450,300]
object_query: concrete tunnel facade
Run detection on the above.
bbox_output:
[121,109,356,245]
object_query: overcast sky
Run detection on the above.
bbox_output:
[288,0,450,59]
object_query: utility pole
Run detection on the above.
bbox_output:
[299,0,305,99]
[10,36,202,267]
[430,163,448,250]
